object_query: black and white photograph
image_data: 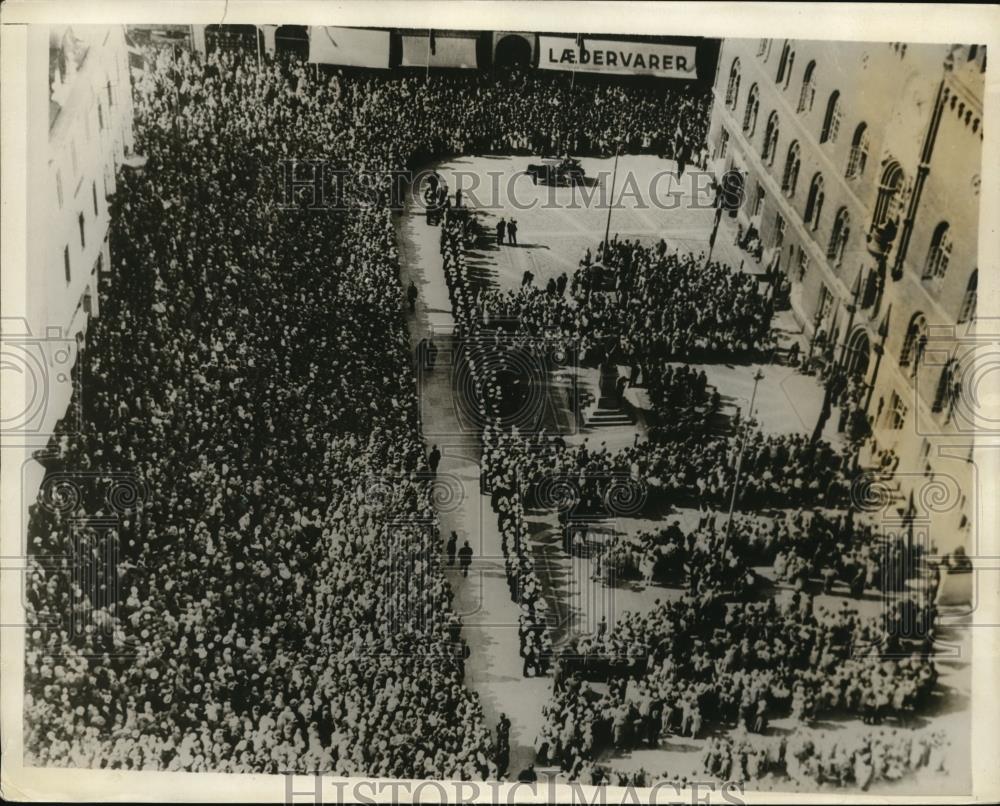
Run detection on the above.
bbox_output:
[1,2,998,803]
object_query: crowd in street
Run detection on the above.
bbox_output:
[23,39,952,789]
[595,521,755,598]
[768,510,925,596]
[24,45,624,777]
[483,425,851,512]
[702,728,950,790]
[536,590,938,770]
[477,238,776,369]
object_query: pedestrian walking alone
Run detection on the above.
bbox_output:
[428,444,441,476]
[458,540,473,577]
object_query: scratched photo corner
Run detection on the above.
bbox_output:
[1,9,995,804]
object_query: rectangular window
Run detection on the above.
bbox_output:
[78,212,86,248]
[97,102,104,131]
[754,185,765,217]
[55,170,64,209]
[798,249,810,281]
[107,82,114,109]
[92,182,99,216]
[774,213,786,249]
[63,245,71,284]
[716,128,730,160]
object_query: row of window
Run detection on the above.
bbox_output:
[61,181,103,285]
[54,81,116,209]
[727,57,861,178]
[723,114,961,289]
[727,122,957,286]
[886,352,964,432]
[856,327,970,433]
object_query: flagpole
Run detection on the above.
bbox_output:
[571,34,580,90]
[603,139,621,257]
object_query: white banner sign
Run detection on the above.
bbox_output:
[538,36,697,79]
[401,34,478,69]
[308,27,390,68]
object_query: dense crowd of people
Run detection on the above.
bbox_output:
[23,37,953,790]
[537,590,938,766]
[768,510,925,596]
[476,238,776,371]
[483,425,851,512]
[645,362,718,438]
[595,521,755,597]
[702,728,950,790]
[34,45,686,776]
[584,238,776,364]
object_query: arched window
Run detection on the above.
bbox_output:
[827,207,850,268]
[797,60,817,112]
[846,122,869,178]
[776,40,793,84]
[820,90,842,143]
[726,58,742,109]
[923,222,952,280]
[899,313,928,371]
[782,141,801,196]
[762,111,780,165]
[871,161,904,232]
[742,83,760,135]
[756,38,768,57]
[958,270,978,323]
[803,173,825,229]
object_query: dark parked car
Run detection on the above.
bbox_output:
[526,156,585,186]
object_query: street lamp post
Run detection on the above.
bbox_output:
[721,368,765,560]
[706,203,723,267]
[603,142,622,258]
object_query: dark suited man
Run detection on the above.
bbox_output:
[496,218,507,246]
[458,540,473,577]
